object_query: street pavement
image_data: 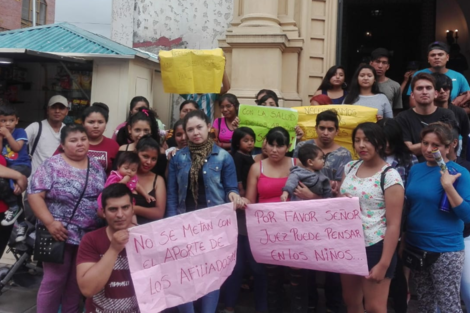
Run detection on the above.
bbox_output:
[0,249,445,313]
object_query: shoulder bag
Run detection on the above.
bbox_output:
[34,157,90,264]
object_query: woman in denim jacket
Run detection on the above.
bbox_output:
[167,109,244,313]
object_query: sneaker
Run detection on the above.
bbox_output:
[1,206,23,226]
[15,223,28,242]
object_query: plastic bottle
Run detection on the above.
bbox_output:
[432,149,458,213]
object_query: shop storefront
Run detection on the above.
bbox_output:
[0,23,166,137]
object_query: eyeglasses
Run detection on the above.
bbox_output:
[439,86,451,91]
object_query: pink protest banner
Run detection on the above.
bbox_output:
[246,197,368,276]
[126,203,238,313]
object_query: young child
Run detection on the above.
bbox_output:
[0,105,32,242]
[281,144,331,201]
[231,127,256,196]
[165,119,187,160]
[98,152,155,210]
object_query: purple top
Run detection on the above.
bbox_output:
[28,154,106,245]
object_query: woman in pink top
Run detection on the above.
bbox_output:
[213,93,239,151]
[245,126,304,313]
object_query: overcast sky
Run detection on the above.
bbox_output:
[55,0,112,38]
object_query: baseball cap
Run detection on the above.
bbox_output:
[47,95,69,109]
[428,41,450,54]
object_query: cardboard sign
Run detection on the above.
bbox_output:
[292,105,378,155]
[159,48,225,94]
[126,204,238,312]
[246,198,368,276]
[238,104,298,151]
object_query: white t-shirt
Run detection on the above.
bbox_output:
[340,161,403,246]
[25,120,64,177]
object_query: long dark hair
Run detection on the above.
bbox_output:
[265,126,290,147]
[317,65,347,91]
[344,64,381,104]
[377,118,413,166]
[231,127,256,153]
[255,89,278,105]
[257,94,279,107]
[129,96,158,118]
[219,93,240,113]
[182,110,210,131]
[352,122,386,159]
[116,107,160,146]
[136,134,161,155]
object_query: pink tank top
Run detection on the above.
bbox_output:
[257,159,295,203]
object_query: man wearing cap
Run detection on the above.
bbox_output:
[407,41,470,105]
[370,48,403,111]
[23,95,68,224]
[25,95,69,177]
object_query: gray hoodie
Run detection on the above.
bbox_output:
[283,166,332,201]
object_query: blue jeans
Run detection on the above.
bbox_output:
[222,235,268,312]
[177,289,220,313]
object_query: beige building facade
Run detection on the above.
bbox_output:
[219,0,339,108]
[112,0,470,125]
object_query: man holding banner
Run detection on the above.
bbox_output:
[76,184,139,313]
[292,110,352,312]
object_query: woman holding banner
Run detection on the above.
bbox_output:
[166,109,244,313]
[340,122,404,313]
[245,127,308,313]
[293,110,352,312]
[344,64,393,120]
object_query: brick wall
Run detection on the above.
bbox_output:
[0,0,22,30]
[46,0,55,25]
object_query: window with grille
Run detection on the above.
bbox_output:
[22,0,47,26]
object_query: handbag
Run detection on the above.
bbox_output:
[34,157,90,264]
[402,244,441,271]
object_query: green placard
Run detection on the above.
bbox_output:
[238,104,298,151]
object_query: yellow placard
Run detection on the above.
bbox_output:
[292,105,378,156]
[159,48,225,94]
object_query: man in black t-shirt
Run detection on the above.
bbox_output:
[396,73,456,162]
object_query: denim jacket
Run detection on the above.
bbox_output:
[166,144,239,216]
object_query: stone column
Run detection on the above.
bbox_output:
[219,0,303,107]
[220,0,340,107]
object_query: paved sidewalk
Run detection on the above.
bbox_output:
[0,248,440,313]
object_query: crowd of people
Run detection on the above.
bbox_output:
[0,40,470,313]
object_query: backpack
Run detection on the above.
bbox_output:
[347,160,393,194]
[28,121,42,157]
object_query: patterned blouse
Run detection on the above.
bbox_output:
[28,154,106,245]
[341,161,403,246]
